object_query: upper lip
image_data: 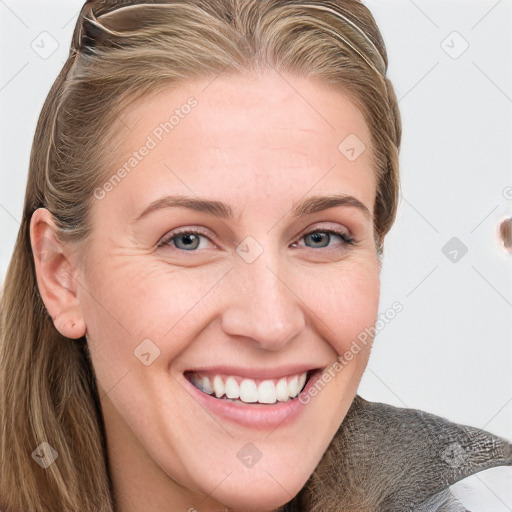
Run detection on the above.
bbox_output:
[183,364,326,380]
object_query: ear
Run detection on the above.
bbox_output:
[30,208,86,340]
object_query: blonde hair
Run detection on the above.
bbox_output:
[0,1,401,510]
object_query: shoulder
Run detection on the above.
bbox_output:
[297,395,512,511]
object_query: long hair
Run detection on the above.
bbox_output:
[0,1,401,510]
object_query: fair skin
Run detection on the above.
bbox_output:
[31,70,380,512]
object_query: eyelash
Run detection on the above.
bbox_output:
[158,227,355,251]
[300,228,355,247]
[158,228,212,250]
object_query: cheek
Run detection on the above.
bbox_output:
[77,254,228,374]
[79,239,379,392]
[298,260,380,357]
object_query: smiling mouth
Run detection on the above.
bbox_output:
[184,370,313,405]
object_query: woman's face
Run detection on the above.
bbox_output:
[77,70,380,511]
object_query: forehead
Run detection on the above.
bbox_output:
[120,70,372,150]
[102,70,376,220]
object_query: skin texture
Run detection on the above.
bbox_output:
[30,69,381,512]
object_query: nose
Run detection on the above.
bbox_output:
[221,252,306,351]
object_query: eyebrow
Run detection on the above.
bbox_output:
[134,194,372,222]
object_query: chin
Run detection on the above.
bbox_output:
[179,431,327,512]
[208,477,304,512]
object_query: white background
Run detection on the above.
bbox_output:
[1,0,511,510]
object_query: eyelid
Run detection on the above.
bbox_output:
[303,224,351,238]
[299,227,355,247]
[300,220,354,240]
[157,227,216,249]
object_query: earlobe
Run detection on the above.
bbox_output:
[30,208,87,340]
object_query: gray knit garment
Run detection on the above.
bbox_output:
[282,395,512,511]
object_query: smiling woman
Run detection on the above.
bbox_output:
[0,1,511,512]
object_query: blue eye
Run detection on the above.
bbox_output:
[301,229,354,249]
[159,230,212,251]
[158,228,355,253]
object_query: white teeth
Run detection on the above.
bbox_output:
[201,376,213,395]
[224,377,239,399]
[298,372,307,391]
[239,379,258,403]
[288,375,300,398]
[213,375,224,398]
[190,371,309,404]
[275,377,289,402]
[258,380,277,404]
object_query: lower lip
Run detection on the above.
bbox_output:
[182,369,323,429]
